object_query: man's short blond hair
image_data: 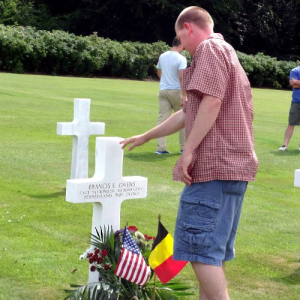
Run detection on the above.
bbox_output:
[176,6,214,30]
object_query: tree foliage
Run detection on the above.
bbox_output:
[0,0,300,60]
[234,0,300,60]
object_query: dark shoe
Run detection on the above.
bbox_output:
[155,150,171,154]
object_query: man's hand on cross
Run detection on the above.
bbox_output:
[120,134,149,151]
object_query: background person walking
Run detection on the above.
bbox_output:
[279,66,300,151]
[156,37,187,155]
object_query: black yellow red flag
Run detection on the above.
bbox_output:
[149,221,187,284]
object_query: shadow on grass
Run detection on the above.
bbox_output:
[275,266,300,285]
[27,188,66,199]
[124,151,181,162]
[271,150,300,156]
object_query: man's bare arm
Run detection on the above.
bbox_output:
[290,77,300,88]
[178,69,187,104]
[120,110,185,151]
[157,69,162,79]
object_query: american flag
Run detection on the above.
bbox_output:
[114,227,150,286]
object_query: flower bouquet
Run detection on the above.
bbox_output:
[64,225,191,300]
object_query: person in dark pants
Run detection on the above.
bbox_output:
[279,66,300,151]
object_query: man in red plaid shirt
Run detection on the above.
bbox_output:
[121,6,258,300]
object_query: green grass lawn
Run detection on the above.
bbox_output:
[0,72,299,299]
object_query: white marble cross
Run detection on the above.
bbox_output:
[66,137,148,282]
[294,169,300,187]
[57,98,105,179]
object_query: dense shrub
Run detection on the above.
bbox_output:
[0,25,299,88]
[237,52,300,89]
[0,25,171,79]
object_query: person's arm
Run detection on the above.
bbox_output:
[120,109,185,151]
[290,77,300,88]
[178,94,222,185]
[157,69,162,79]
[178,69,187,105]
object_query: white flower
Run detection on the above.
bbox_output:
[134,231,145,241]
[79,246,95,260]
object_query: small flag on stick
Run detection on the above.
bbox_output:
[149,221,187,284]
[114,227,150,286]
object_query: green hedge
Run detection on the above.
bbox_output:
[237,52,299,89]
[0,25,169,79]
[0,25,299,88]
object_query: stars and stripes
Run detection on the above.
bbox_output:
[114,227,150,286]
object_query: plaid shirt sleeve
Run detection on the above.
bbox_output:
[186,39,230,101]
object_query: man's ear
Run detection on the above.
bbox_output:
[183,22,192,32]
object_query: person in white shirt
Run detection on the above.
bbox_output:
[156,37,187,154]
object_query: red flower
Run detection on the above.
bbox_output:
[144,234,156,241]
[89,254,98,263]
[104,264,111,270]
[88,253,94,258]
[101,249,108,257]
[128,225,138,233]
[90,266,96,272]
[97,257,103,264]
[94,249,100,255]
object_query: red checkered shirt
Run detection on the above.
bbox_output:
[173,33,258,183]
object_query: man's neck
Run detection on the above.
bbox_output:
[171,46,181,53]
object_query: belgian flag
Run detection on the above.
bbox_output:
[148,221,187,284]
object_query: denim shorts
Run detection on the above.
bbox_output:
[173,180,248,267]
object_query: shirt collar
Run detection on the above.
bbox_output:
[205,33,224,41]
[193,33,224,56]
